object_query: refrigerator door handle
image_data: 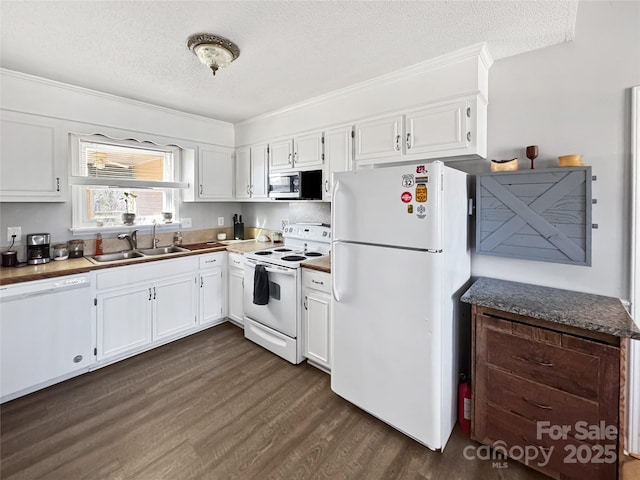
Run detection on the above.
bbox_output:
[332,241,343,302]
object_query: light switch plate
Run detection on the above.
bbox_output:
[218,216,224,226]
[182,217,192,228]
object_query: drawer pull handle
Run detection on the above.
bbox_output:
[514,355,554,368]
[520,436,552,453]
[522,397,553,410]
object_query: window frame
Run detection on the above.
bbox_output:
[69,133,186,233]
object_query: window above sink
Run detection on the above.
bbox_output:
[69,133,187,232]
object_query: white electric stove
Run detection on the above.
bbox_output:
[243,224,331,364]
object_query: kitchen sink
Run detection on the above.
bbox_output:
[137,246,189,256]
[91,251,145,262]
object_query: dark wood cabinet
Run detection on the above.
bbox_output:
[472,305,621,480]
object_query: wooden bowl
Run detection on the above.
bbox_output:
[558,154,583,167]
[490,158,518,172]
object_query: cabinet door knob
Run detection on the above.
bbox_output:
[200,277,203,288]
[199,184,203,194]
[148,288,152,301]
[324,179,329,192]
[288,153,292,164]
[395,135,401,151]
[406,133,411,150]
[153,287,156,300]
[56,177,60,192]
[467,131,471,142]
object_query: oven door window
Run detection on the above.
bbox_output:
[244,262,297,338]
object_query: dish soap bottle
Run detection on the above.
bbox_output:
[95,233,103,255]
[173,231,182,245]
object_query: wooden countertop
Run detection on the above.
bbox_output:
[461,277,640,340]
[0,245,227,286]
[301,255,331,273]
[0,240,328,286]
[222,240,280,254]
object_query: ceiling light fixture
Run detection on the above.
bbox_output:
[187,33,240,76]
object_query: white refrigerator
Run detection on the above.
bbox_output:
[331,160,470,451]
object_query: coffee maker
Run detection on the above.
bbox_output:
[26,233,51,265]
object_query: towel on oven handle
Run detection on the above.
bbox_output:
[253,264,270,305]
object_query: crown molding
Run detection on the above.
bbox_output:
[236,42,493,127]
[0,68,233,128]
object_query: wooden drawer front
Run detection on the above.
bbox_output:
[486,367,605,441]
[485,327,600,400]
[483,404,617,480]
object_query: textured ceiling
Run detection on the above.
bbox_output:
[0,1,578,123]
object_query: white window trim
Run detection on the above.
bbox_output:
[68,133,187,233]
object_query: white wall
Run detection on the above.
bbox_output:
[0,70,239,248]
[466,0,640,299]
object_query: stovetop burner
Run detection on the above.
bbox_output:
[281,255,307,262]
[304,252,323,257]
[254,251,273,256]
[273,248,292,252]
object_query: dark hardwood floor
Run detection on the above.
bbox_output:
[1,323,547,480]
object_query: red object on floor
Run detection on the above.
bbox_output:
[458,374,471,435]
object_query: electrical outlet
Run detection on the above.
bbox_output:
[281,219,289,230]
[7,226,21,242]
[182,217,192,228]
[218,216,224,226]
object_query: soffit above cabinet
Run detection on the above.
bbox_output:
[0,1,578,123]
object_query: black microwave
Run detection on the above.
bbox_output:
[268,170,323,200]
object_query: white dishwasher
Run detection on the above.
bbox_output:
[0,273,94,402]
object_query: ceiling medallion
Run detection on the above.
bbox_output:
[187,33,240,76]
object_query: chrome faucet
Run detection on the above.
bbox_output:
[152,221,159,248]
[117,230,137,250]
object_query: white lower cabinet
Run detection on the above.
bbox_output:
[302,269,331,372]
[154,274,198,339]
[227,252,244,326]
[97,284,153,361]
[198,252,228,326]
[96,256,199,362]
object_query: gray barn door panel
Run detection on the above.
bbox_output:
[476,167,592,266]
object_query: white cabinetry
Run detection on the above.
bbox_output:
[235,144,268,200]
[198,252,228,326]
[198,144,234,200]
[323,125,353,201]
[0,110,67,202]
[354,95,486,166]
[95,256,199,362]
[154,274,198,339]
[0,274,94,402]
[183,144,234,201]
[302,269,331,372]
[227,252,244,326]
[269,130,324,172]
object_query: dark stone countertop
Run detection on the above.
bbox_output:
[461,277,640,340]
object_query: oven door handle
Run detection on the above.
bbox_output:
[265,266,295,276]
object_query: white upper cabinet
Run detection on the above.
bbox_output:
[354,94,487,166]
[270,138,294,171]
[235,146,251,199]
[0,110,67,202]
[198,144,234,200]
[250,143,268,198]
[183,143,234,202]
[269,130,324,172]
[323,125,353,201]
[235,144,268,200]
[355,114,404,162]
[293,131,324,170]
